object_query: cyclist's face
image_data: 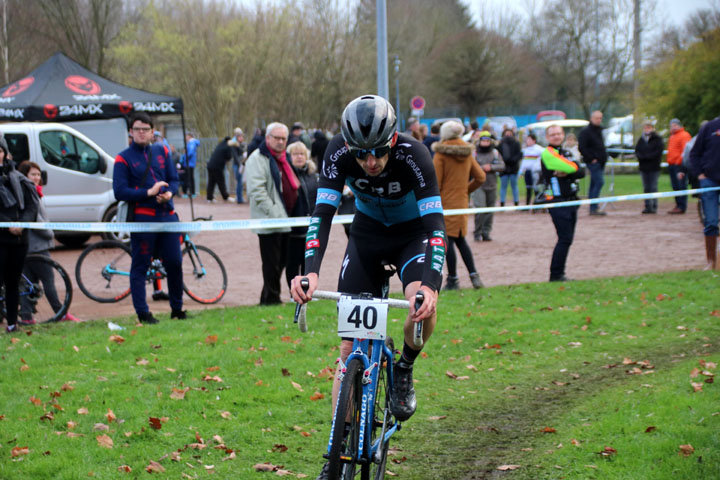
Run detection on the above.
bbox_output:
[356,152,389,176]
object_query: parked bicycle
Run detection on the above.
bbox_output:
[294,277,423,480]
[75,231,227,305]
[0,254,72,324]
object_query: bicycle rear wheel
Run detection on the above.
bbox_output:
[75,240,132,303]
[365,338,395,480]
[20,255,72,324]
[328,358,364,480]
[182,244,227,304]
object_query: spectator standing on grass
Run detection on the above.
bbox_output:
[231,128,247,204]
[540,124,585,282]
[113,112,185,324]
[634,120,665,214]
[0,137,38,333]
[666,118,692,214]
[498,128,522,207]
[286,141,318,287]
[206,135,238,203]
[689,116,720,270]
[432,120,486,290]
[578,110,608,216]
[246,122,297,305]
[472,131,505,242]
[519,133,543,206]
[17,161,81,324]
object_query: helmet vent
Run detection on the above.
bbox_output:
[345,120,355,139]
[377,118,387,140]
[360,123,372,138]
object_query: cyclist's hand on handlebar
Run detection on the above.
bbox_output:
[147,181,169,197]
[411,285,437,322]
[290,273,318,304]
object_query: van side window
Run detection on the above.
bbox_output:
[3,133,30,163]
[39,131,101,175]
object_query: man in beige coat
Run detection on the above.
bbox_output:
[245,122,298,305]
[433,120,486,289]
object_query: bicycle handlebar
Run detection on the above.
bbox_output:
[293,277,425,346]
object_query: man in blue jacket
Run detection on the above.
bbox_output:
[113,112,185,324]
[690,116,720,270]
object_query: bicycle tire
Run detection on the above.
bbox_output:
[13,255,72,324]
[182,244,227,304]
[75,240,132,303]
[328,358,364,480]
[364,338,395,480]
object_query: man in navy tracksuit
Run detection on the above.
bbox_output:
[113,112,185,324]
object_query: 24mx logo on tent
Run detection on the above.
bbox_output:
[2,76,34,98]
[64,75,101,95]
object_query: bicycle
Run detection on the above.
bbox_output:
[1,254,73,324]
[74,231,227,305]
[294,277,424,480]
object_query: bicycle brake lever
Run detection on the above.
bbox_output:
[413,292,424,347]
[294,277,310,332]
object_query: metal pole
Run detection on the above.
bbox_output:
[394,55,401,128]
[633,0,642,138]
[376,0,389,99]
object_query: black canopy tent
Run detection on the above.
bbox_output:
[0,52,200,218]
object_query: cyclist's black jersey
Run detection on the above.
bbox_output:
[304,133,446,291]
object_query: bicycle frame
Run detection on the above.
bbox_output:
[328,336,398,465]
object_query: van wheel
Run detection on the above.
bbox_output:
[101,204,130,243]
[56,234,91,249]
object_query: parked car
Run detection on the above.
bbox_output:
[604,114,634,155]
[520,119,589,147]
[0,122,119,247]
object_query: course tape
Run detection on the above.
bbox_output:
[1,187,719,233]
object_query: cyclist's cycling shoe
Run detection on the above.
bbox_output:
[391,360,416,421]
[315,461,330,480]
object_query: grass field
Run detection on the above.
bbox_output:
[0,270,717,479]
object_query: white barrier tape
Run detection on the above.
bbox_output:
[1,187,718,232]
[605,162,669,168]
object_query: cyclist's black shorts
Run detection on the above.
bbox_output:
[337,213,427,298]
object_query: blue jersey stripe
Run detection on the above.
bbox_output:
[315,188,342,208]
[417,196,443,216]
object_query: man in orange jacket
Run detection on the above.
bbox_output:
[667,118,692,214]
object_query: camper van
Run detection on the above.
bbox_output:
[0,122,118,247]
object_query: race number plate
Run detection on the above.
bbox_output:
[337,296,388,340]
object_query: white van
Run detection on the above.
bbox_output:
[0,122,119,247]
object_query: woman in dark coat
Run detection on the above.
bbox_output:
[0,138,39,332]
[285,141,318,288]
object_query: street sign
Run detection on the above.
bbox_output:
[410,96,425,111]
[411,108,424,117]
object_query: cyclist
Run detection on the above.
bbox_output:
[289,94,446,479]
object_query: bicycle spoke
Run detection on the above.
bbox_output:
[76,241,132,303]
[182,245,227,304]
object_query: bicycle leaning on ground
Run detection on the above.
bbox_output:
[294,277,424,480]
[0,254,72,324]
[74,230,227,305]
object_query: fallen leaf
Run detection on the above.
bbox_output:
[541,427,557,434]
[598,446,617,456]
[11,446,29,457]
[106,409,116,423]
[571,438,581,446]
[118,465,132,473]
[77,407,89,415]
[291,381,304,392]
[645,426,657,433]
[20,364,30,372]
[220,411,232,419]
[136,358,149,366]
[108,335,125,344]
[202,375,223,382]
[272,444,289,453]
[206,366,220,371]
[40,411,54,421]
[691,382,704,392]
[149,417,162,430]
[205,335,218,345]
[29,396,42,406]
[310,392,325,401]
[679,444,694,456]
[67,421,77,430]
[170,387,189,400]
[428,415,447,421]
[93,423,109,432]
[445,371,458,379]
[146,461,166,473]
[73,345,80,352]
[281,368,291,376]
[223,451,236,461]
[96,434,113,448]
[61,383,74,392]
[497,465,521,471]
[253,462,277,472]
[690,368,700,378]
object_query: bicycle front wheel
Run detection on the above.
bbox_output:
[182,244,227,304]
[19,255,72,324]
[75,240,132,303]
[328,358,364,480]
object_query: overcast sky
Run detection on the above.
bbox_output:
[459,0,715,27]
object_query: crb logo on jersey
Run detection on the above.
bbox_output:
[419,199,442,212]
[351,178,401,196]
